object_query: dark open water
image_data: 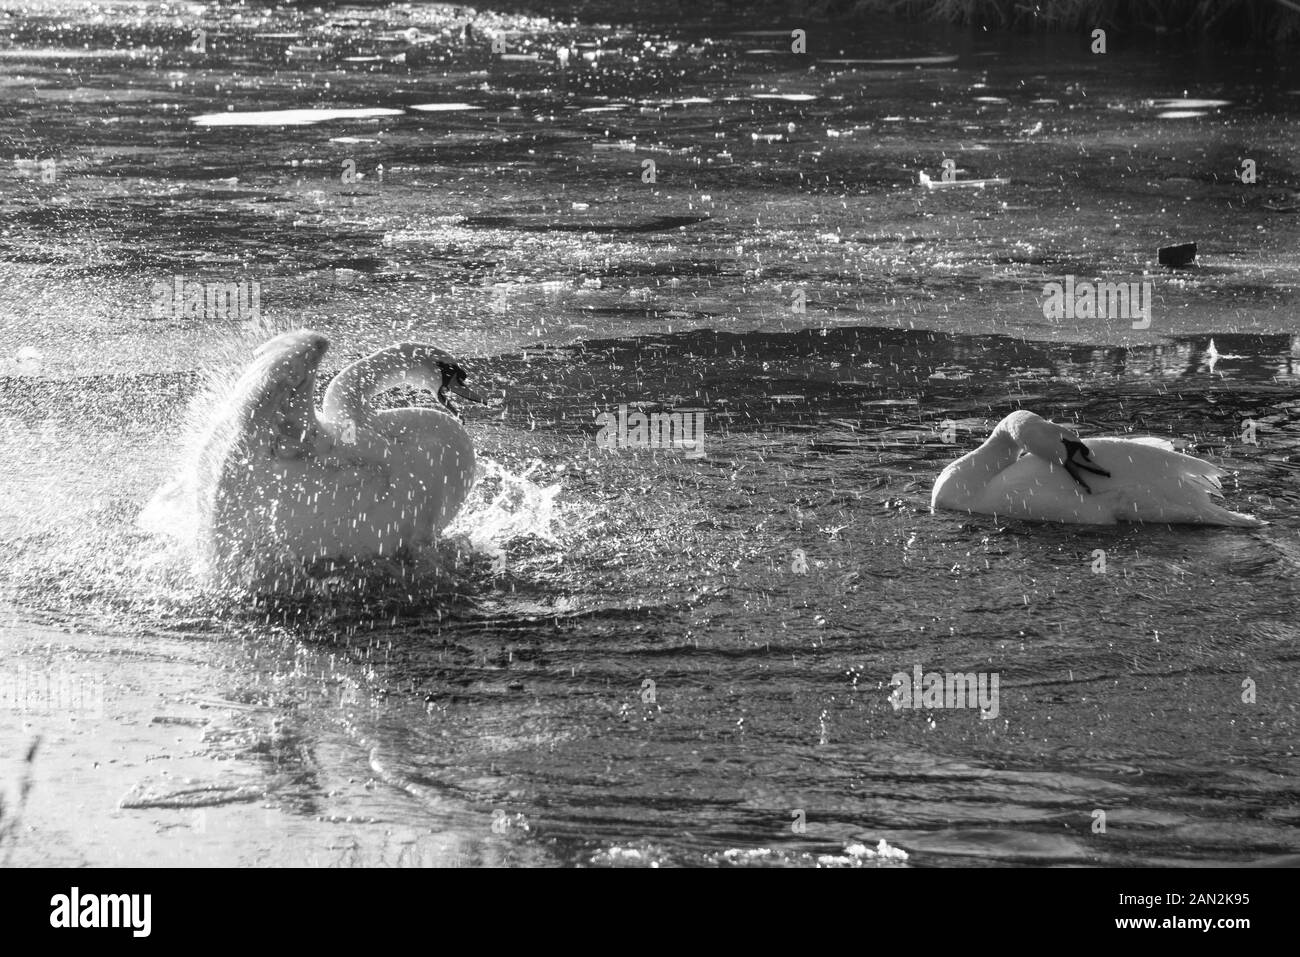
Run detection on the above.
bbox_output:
[1,1,1297,866]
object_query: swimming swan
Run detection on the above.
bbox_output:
[157,330,483,587]
[931,410,1261,527]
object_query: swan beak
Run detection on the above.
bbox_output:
[443,381,485,404]
[1063,438,1092,461]
[436,360,486,408]
[1062,438,1111,493]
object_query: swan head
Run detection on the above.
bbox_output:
[1003,410,1094,467]
[383,342,484,416]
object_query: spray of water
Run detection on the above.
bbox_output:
[445,459,563,552]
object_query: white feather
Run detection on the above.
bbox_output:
[932,413,1261,527]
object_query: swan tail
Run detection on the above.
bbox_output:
[1167,456,1263,525]
[1189,495,1265,527]
[1131,470,1262,527]
[1135,473,1262,527]
[1114,488,1264,527]
[1214,509,1266,528]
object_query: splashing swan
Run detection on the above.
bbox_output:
[931,411,1261,526]
[147,330,482,586]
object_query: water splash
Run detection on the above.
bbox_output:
[137,370,237,551]
[445,459,563,554]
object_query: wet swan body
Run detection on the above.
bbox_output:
[931,410,1260,527]
[149,330,481,587]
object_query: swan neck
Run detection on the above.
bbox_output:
[942,427,1021,484]
[987,422,1021,453]
[321,347,446,427]
[322,353,391,426]
[974,426,1022,465]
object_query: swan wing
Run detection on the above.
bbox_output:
[1084,438,1260,526]
[201,333,332,569]
[225,330,330,456]
[1123,436,1176,451]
